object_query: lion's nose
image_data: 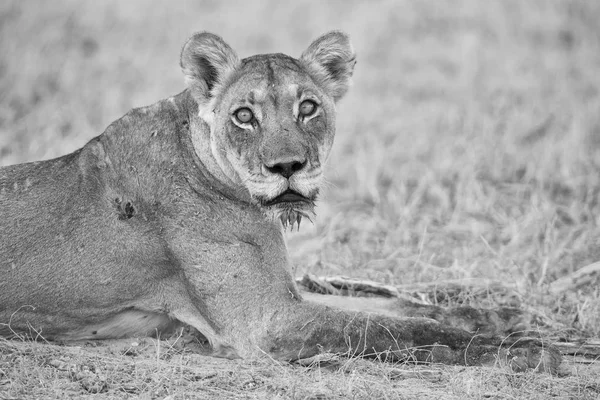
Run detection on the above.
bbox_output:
[265,159,307,179]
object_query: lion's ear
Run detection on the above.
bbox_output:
[300,31,356,102]
[180,32,240,105]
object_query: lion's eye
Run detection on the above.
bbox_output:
[299,100,317,117]
[235,108,254,124]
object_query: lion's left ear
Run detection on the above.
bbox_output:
[300,31,356,102]
[180,32,240,106]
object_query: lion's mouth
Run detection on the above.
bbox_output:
[260,190,317,230]
[263,190,312,206]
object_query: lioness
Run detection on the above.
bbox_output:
[0,31,559,371]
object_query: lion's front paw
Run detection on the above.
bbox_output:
[466,337,562,374]
[502,338,562,375]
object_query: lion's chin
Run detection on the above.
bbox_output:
[272,204,316,231]
[258,190,317,231]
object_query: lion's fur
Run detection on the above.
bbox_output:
[0,32,560,371]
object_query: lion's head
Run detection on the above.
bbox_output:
[180,32,355,229]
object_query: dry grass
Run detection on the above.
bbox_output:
[1,0,600,398]
[2,336,598,399]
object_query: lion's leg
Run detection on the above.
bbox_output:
[162,267,560,373]
[392,301,529,337]
[262,301,561,373]
[160,224,560,372]
[302,292,529,336]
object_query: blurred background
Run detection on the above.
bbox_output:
[1,0,600,333]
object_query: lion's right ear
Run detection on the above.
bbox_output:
[180,32,240,105]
